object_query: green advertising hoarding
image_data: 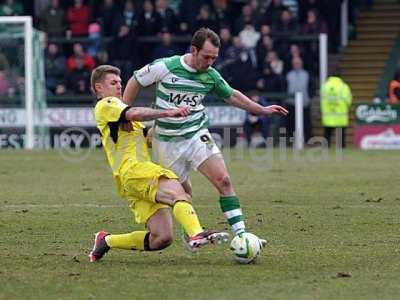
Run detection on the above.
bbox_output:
[355,104,400,125]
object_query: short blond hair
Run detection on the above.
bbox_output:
[90,65,121,95]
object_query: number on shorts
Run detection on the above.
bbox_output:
[200,134,210,143]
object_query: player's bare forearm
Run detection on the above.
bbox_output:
[125,106,190,121]
[227,90,265,114]
[122,77,141,105]
[227,90,288,116]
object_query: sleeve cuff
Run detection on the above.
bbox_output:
[119,106,132,122]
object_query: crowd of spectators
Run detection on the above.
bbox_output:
[1,0,370,105]
[30,0,345,99]
[0,0,375,146]
[0,0,359,102]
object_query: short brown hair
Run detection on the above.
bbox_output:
[191,27,220,50]
[90,65,121,94]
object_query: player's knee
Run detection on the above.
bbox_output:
[151,233,173,250]
[170,189,191,203]
[215,175,232,192]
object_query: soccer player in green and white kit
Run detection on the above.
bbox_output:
[123,27,288,242]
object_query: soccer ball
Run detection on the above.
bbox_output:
[230,232,262,264]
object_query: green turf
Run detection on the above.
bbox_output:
[0,149,399,300]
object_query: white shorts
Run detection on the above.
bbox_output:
[152,129,221,183]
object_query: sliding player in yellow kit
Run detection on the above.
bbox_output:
[89,65,228,262]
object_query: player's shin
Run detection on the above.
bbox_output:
[172,200,203,237]
[219,195,246,235]
[105,231,149,250]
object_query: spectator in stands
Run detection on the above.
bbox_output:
[45,43,65,94]
[300,9,328,35]
[260,24,272,36]
[0,0,23,16]
[54,83,69,96]
[95,50,110,66]
[138,0,162,36]
[152,31,180,60]
[243,93,270,147]
[238,23,260,69]
[155,0,178,34]
[263,0,288,25]
[256,51,286,101]
[285,56,312,143]
[223,41,258,92]
[239,23,260,52]
[66,0,91,37]
[256,34,275,66]
[234,4,255,35]
[320,74,352,147]
[210,0,232,32]
[66,43,96,72]
[192,4,218,33]
[178,0,205,35]
[283,43,311,75]
[272,9,298,36]
[266,51,284,75]
[249,0,264,29]
[34,0,50,17]
[298,0,323,24]
[87,22,102,57]
[225,36,243,61]
[109,24,138,81]
[38,0,66,37]
[388,70,400,104]
[66,58,91,95]
[114,0,139,34]
[94,0,121,37]
[283,0,299,18]
[214,26,232,67]
[137,0,162,65]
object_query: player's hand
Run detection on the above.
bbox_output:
[167,106,191,117]
[262,105,288,116]
[120,122,133,132]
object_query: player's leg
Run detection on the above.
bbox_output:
[181,178,193,197]
[104,208,174,252]
[156,177,203,237]
[89,229,150,262]
[156,177,228,248]
[89,209,173,262]
[197,154,246,236]
[145,208,174,250]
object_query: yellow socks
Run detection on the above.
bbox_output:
[105,231,148,250]
[172,201,203,237]
[103,201,202,251]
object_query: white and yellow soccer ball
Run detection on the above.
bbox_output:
[230,232,262,264]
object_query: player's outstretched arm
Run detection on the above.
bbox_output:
[122,77,141,105]
[125,106,190,122]
[227,90,288,116]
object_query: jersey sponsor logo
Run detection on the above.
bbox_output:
[168,93,203,107]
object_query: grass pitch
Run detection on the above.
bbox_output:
[0,148,399,300]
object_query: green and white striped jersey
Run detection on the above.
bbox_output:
[133,55,234,141]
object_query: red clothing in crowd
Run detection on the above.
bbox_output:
[66,54,96,72]
[67,4,91,36]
